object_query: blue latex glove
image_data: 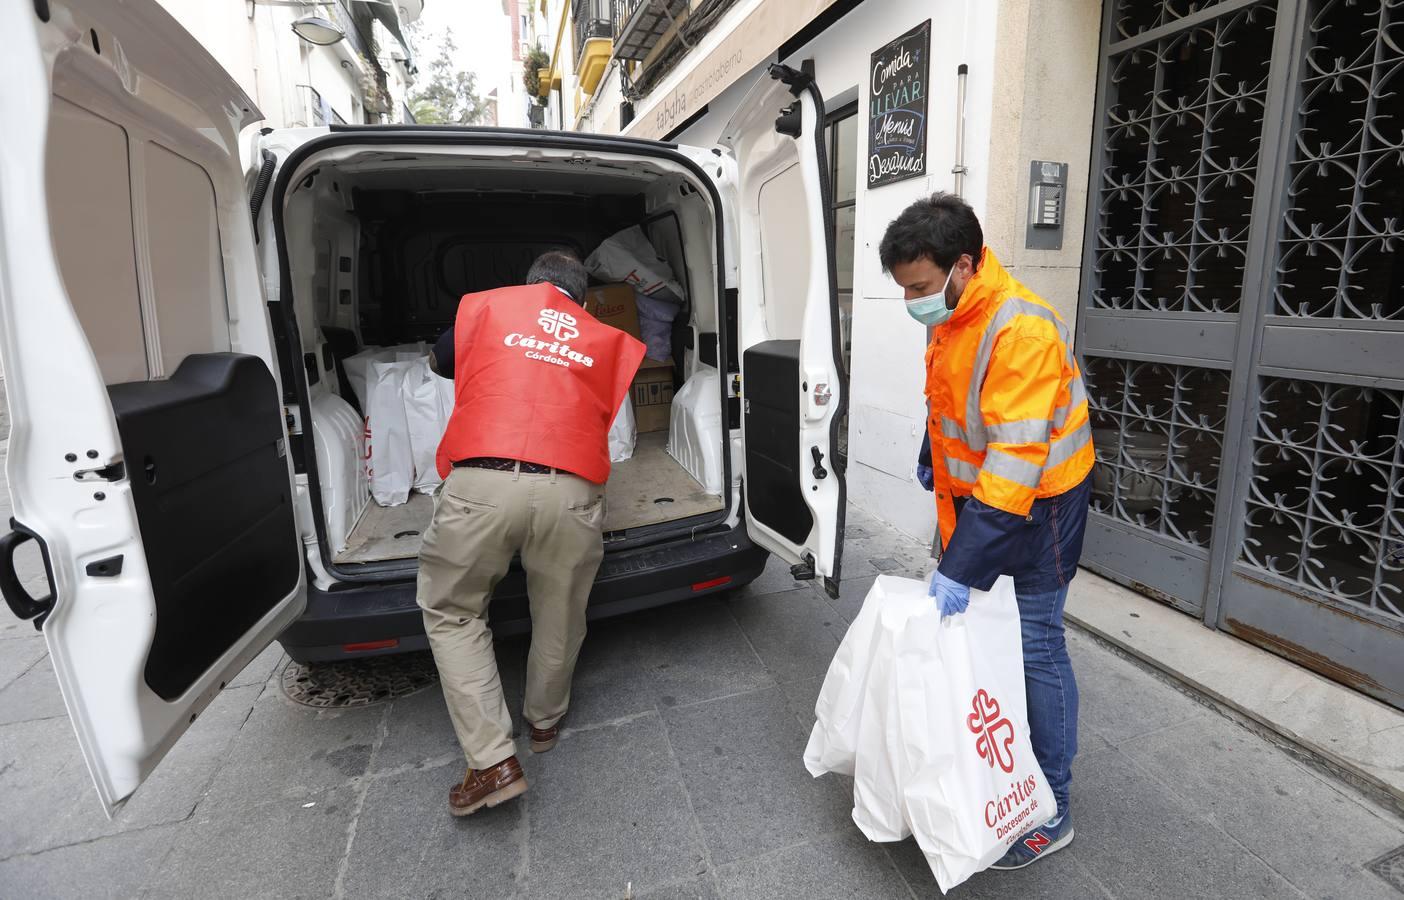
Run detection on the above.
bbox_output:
[916,464,934,491]
[929,570,971,618]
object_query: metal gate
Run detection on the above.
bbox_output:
[1078,0,1404,708]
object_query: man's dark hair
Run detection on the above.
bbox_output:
[878,192,984,273]
[526,250,588,303]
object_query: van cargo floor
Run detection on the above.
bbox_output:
[332,432,724,564]
[604,432,725,530]
[335,494,434,564]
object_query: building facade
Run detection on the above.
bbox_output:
[541,0,1404,710]
[154,0,420,131]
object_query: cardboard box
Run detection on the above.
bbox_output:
[631,366,674,433]
[586,282,671,370]
[583,283,642,341]
[586,284,674,430]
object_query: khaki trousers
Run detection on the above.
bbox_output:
[417,465,605,770]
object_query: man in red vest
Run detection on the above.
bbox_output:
[421,250,645,817]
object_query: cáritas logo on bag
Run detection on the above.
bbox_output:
[503,309,596,369]
[970,688,1044,844]
[967,689,1016,773]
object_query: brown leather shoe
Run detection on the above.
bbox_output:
[448,757,527,817]
[529,721,560,754]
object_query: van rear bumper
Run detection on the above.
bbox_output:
[278,522,768,663]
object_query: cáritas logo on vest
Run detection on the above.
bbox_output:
[538,308,580,341]
[504,309,596,368]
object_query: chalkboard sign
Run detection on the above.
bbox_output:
[868,20,930,189]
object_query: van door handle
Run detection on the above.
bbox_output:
[0,521,56,630]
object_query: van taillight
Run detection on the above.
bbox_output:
[343,639,398,653]
[692,576,732,592]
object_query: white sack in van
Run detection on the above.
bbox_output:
[609,394,636,463]
[667,369,724,495]
[405,360,454,493]
[345,343,427,409]
[365,359,416,506]
[586,226,685,304]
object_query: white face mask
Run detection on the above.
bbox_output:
[904,266,955,327]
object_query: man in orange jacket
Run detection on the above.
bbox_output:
[880,193,1095,870]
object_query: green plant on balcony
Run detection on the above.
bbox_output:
[524,45,551,107]
[356,53,393,114]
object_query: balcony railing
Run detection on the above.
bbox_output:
[573,0,614,63]
[612,0,689,62]
[327,0,381,66]
[300,85,328,127]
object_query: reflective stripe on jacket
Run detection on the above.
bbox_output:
[924,248,1094,552]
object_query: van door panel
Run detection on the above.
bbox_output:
[142,143,234,373]
[108,354,301,701]
[742,341,813,544]
[45,98,148,384]
[0,0,298,815]
[720,66,847,590]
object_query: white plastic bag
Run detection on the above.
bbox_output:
[804,575,1054,893]
[365,359,415,506]
[585,226,685,304]
[404,359,454,493]
[667,370,724,495]
[608,395,636,463]
[344,342,427,409]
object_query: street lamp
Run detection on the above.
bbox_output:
[290,15,346,45]
[248,0,407,48]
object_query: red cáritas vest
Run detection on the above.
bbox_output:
[435,283,646,484]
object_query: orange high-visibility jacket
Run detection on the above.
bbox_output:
[924,248,1094,549]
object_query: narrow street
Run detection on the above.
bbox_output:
[5,0,1404,896]
[0,378,1399,897]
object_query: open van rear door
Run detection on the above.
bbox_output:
[0,1,304,814]
[721,65,847,595]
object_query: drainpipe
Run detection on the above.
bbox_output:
[929,61,972,558]
[952,63,969,196]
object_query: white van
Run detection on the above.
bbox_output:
[0,0,847,815]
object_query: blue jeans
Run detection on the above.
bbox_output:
[1015,583,1078,819]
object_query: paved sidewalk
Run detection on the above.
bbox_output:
[0,497,1401,899]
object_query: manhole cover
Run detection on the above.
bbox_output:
[1370,845,1404,894]
[281,651,439,709]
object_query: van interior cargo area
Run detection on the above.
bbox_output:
[282,148,730,568]
[334,433,726,564]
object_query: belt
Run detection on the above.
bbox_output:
[454,457,556,475]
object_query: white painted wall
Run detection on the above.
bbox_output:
[308,46,364,123]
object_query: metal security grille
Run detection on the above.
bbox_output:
[1094,3,1276,315]
[1081,0,1404,707]
[1110,0,1240,37]
[1086,358,1228,550]
[1276,1,1404,321]
[1243,380,1404,621]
